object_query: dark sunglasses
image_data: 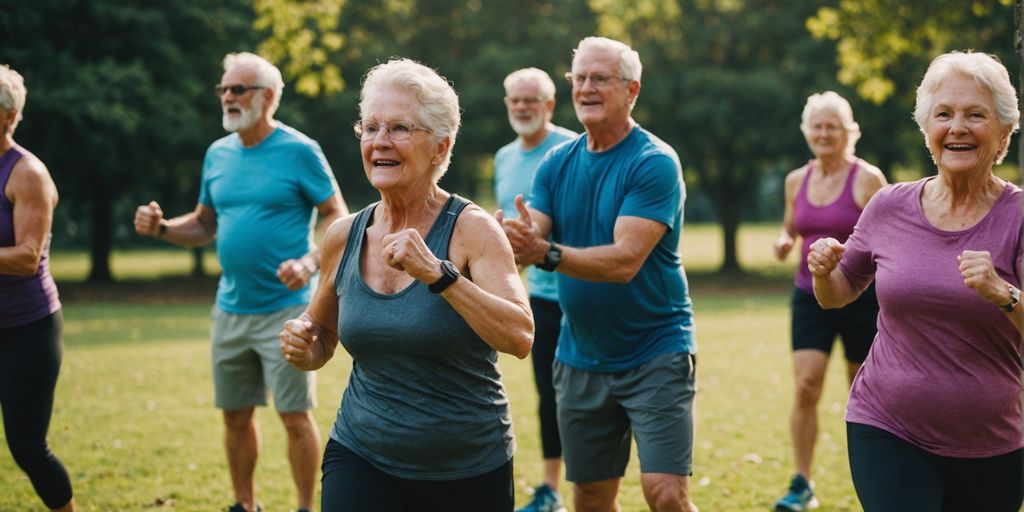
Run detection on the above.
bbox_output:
[213,84,265,97]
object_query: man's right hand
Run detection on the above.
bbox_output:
[134,201,164,237]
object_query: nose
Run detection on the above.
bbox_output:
[949,113,968,133]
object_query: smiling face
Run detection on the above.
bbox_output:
[925,73,1011,177]
[220,65,267,132]
[804,108,848,159]
[570,46,636,130]
[360,88,446,192]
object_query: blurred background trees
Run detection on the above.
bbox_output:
[0,0,1017,279]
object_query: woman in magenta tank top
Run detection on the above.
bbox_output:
[0,65,74,511]
[772,91,887,511]
[809,52,1023,511]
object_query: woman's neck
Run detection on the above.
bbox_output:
[816,154,851,175]
[378,185,447,234]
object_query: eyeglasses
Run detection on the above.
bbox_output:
[564,72,630,88]
[214,84,266,97]
[504,96,544,106]
[353,120,431,141]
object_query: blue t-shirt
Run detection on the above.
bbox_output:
[199,124,339,314]
[494,126,577,302]
[531,126,696,372]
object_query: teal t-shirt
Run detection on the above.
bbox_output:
[494,126,577,302]
[530,126,696,372]
[199,124,339,313]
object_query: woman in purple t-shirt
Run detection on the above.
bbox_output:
[772,91,886,511]
[809,52,1023,511]
[0,65,74,511]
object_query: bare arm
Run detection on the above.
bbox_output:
[808,237,867,308]
[134,201,217,248]
[773,169,802,261]
[959,250,1022,333]
[277,193,349,290]
[0,155,57,276]
[384,206,534,359]
[502,195,667,284]
[279,215,354,370]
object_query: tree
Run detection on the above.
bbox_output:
[0,0,256,282]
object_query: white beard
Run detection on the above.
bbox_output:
[222,94,264,132]
[509,114,543,138]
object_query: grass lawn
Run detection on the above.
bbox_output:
[0,224,864,511]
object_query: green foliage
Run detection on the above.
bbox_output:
[807,0,1016,104]
[0,0,257,280]
[254,0,346,96]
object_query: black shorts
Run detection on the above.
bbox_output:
[791,284,878,363]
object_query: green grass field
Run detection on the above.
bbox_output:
[0,224,865,511]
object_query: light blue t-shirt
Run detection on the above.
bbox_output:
[531,125,696,372]
[494,125,577,302]
[199,124,339,314]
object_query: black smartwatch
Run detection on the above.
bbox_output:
[428,260,460,294]
[536,242,562,272]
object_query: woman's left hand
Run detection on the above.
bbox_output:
[382,228,442,284]
[959,250,1010,305]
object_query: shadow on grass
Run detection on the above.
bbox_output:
[57,275,219,304]
[57,267,793,305]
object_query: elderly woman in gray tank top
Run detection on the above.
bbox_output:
[279,58,534,512]
[0,65,74,511]
[771,91,886,511]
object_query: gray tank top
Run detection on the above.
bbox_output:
[330,194,515,480]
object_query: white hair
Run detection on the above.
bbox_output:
[913,51,1019,164]
[800,91,861,157]
[223,52,285,116]
[360,58,461,178]
[574,37,643,83]
[503,68,556,100]
[0,64,26,132]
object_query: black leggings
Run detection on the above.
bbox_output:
[0,311,73,509]
[530,297,562,460]
[848,422,1023,511]
[321,439,514,511]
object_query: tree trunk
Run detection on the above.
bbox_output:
[717,200,742,273]
[87,182,113,283]
[191,247,206,277]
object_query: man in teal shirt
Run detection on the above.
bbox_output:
[501,38,697,512]
[134,52,347,512]
[494,67,575,512]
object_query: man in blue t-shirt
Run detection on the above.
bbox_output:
[501,37,698,512]
[134,52,347,512]
[494,67,576,512]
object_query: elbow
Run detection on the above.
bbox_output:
[511,336,533,359]
[609,263,643,284]
[10,251,42,276]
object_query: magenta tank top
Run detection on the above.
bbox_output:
[792,159,863,292]
[0,145,60,328]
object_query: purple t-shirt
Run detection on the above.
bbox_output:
[840,177,1023,458]
[0,145,60,329]
[793,159,864,293]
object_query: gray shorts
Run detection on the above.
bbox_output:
[553,351,697,483]
[211,304,316,413]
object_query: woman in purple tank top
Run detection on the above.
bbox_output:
[772,91,887,511]
[810,52,1023,511]
[0,65,74,511]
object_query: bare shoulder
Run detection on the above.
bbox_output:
[323,211,358,250]
[783,166,807,192]
[856,159,887,186]
[7,151,56,203]
[452,203,509,254]
[454,203,501,235]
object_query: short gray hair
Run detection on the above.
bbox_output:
[0,64,26,131]
[360,58,461,178]
[223,52,285,116]
[503,68,556,100]
[574,37,643,83]
[800,91,861,157]
[914,51,1019,164]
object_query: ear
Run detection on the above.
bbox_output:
[431,136,452,166]
[627,80,640,104]
[262,87,275,113]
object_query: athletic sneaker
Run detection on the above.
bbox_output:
[517,483,567,512]
[775,474,819,511]
[225,504,261,512]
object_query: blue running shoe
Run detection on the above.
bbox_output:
[517,483,567,512]
[775,474,819,511]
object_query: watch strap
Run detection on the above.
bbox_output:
[429,260,460,294]
[999,285,1020,313]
